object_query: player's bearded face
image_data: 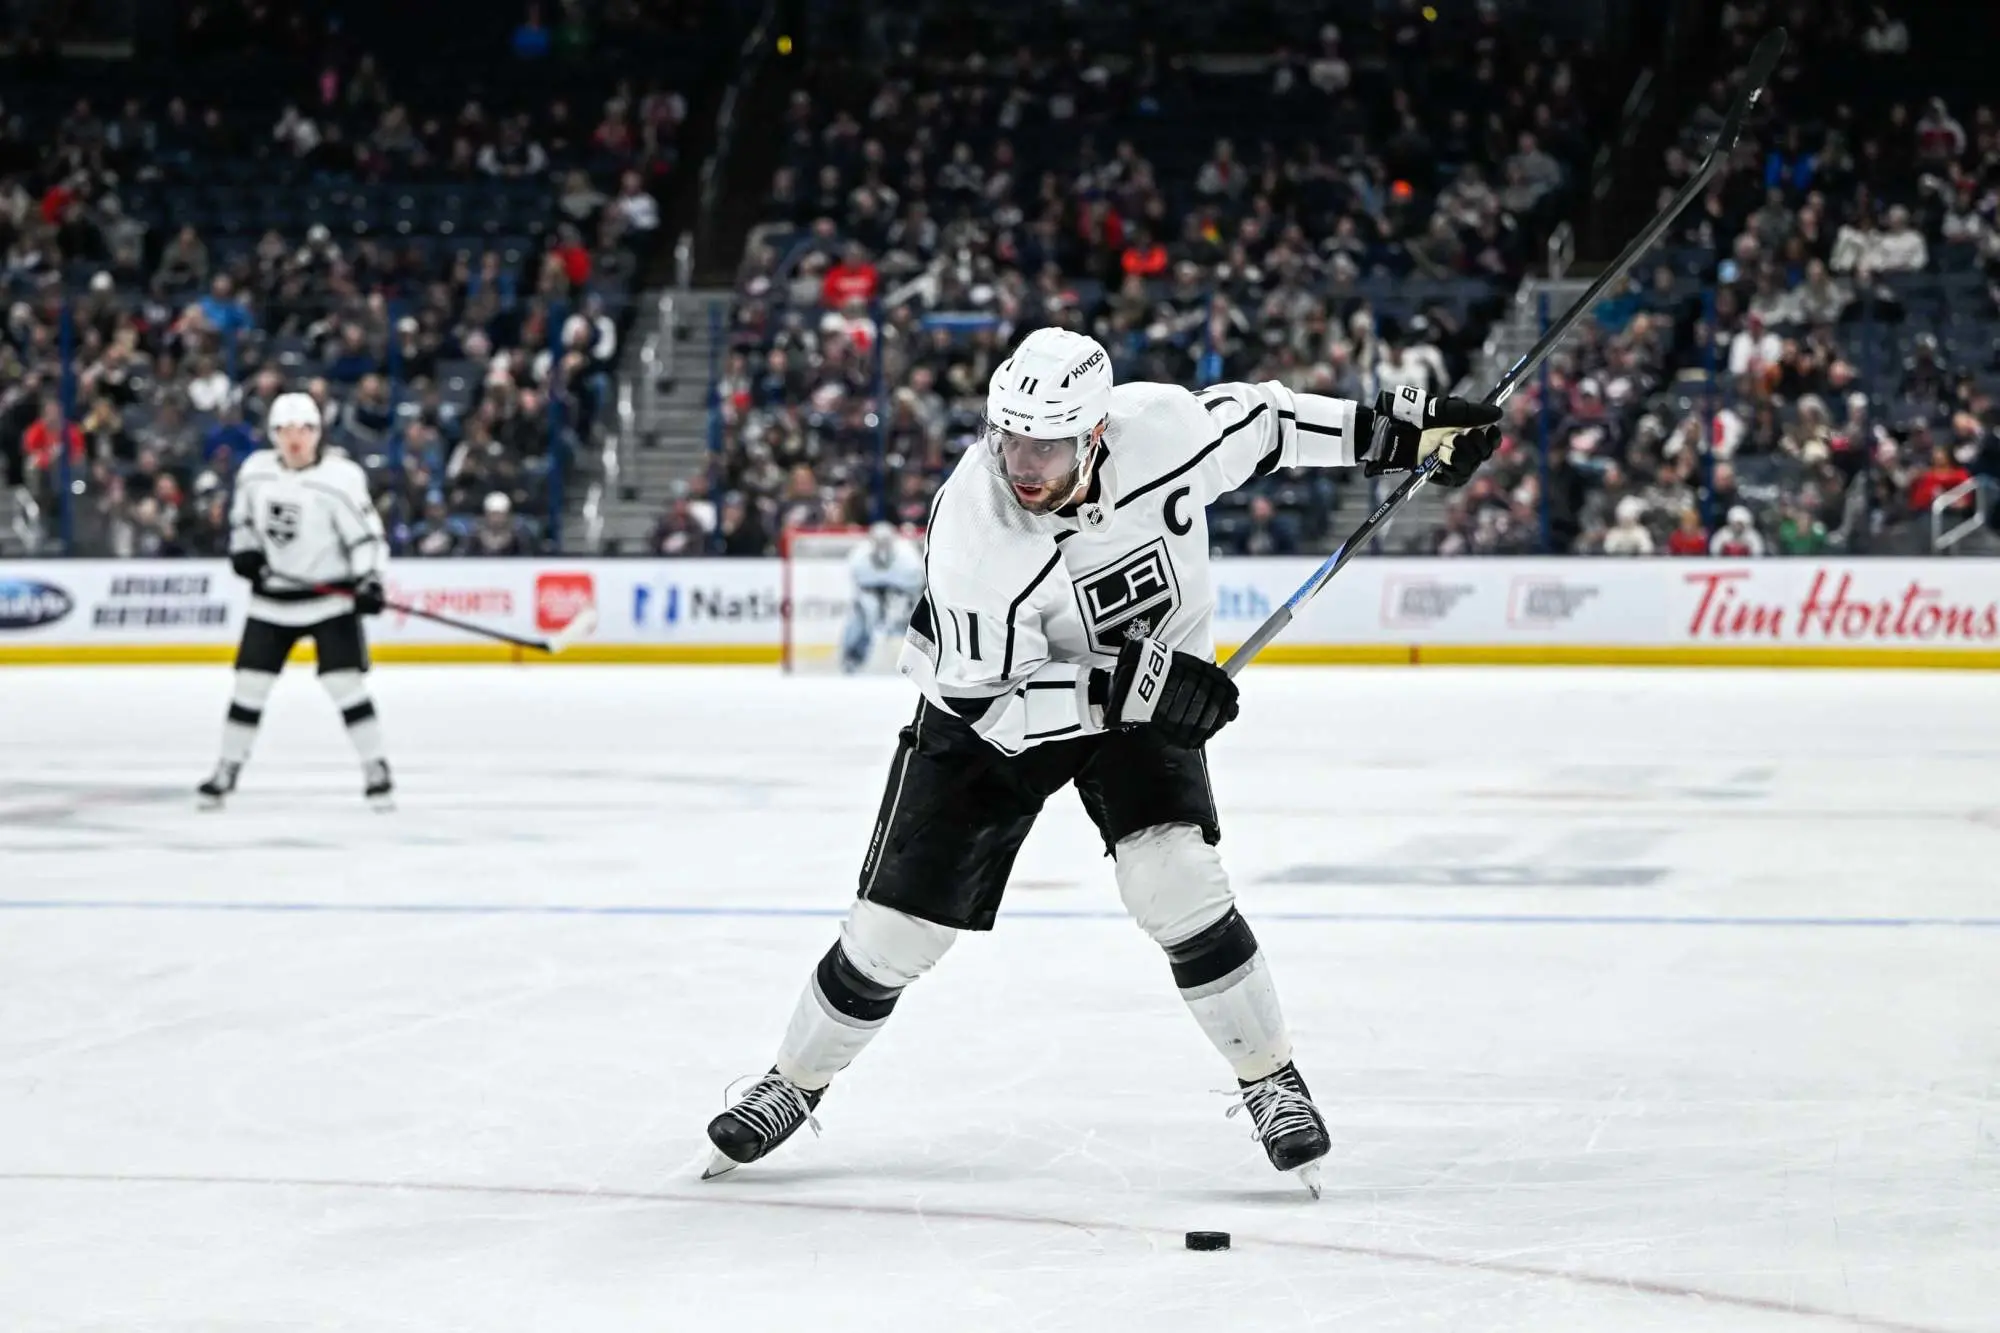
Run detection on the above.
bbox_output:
[987,424,1094,514]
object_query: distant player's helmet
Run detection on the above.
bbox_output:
[983,328,1112,514]
[268,391,321,435]
[867,520,896,566]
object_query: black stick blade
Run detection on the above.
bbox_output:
[1713,29,1788,157]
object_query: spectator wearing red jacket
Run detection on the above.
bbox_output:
[822,243,879,308]
[1908,445,1972,514]
[1121,226,1169,278]
[550,226,593,289]
[21,400,85,472]
[1665,507,1709,555]
[1078,197,1124,258]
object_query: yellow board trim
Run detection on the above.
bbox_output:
[0,643,786,666]
[4,642,2000,669]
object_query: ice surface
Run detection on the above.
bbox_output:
[2,664,1998,1332]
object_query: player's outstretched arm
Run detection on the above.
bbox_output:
[1173,379,1499,501]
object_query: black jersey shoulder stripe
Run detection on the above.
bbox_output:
[1199,394,1234,413]
[1024,679,1074,690]
[1116,402,1269,509]
[1002,548,1064,677]
[1023,723,1082,741]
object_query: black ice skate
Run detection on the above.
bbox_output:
[363,759,394,811]
[196,760,242,810]
[1230,1062,1330,1198]
[702,1069,822,1179]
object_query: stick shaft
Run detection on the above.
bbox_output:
[1221,31,1786,677]
[278,578,559,652]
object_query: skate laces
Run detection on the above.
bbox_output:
[1226,1071,1318,1144]
[724,1073,821,1142]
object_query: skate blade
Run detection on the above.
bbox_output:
[366,793,396,813]
[196,794,225,812]
[699,1148,742,1181]
[1290,1161,1323,1200]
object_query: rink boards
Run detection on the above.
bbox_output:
[3,556,2000,668]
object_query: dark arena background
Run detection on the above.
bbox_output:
[2,2,1997,1329]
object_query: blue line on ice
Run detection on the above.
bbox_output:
[1,900,1998,929]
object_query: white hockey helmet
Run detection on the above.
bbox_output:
[983,327,1113,512]
[268,391,321,434]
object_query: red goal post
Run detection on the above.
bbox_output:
[779,525,928,673]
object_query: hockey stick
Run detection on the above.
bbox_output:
[265,575,601,655]
[1221,28,1788,677]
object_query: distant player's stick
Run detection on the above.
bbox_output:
[268,576,601,655]
[1222,28,1788,677]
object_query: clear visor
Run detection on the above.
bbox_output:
[982,419,1084,490]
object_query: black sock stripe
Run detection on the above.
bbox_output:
[226,703,262,725]
[814,943,902,1023]
[341,700,377,726]
[1166,908,1259,990]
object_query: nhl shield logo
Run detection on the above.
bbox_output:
[1074,536,1181,654]
[263,500,303,548]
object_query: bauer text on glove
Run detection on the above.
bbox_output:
[1360,386,1502,487]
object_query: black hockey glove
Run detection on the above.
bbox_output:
[351,575,386,617]
[1096,634,1239,750]
[230,549,267,586]
[1360,386,1503,488]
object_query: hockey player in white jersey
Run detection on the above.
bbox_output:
[704,328,1500,1192]
[840,521,925,673]
[197,392,395,809]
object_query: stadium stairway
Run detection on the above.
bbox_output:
[565,287,732,553]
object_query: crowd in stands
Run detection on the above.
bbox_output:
[1,2,678,557]
[696,2,1608,557]
[1428,0,2000,557]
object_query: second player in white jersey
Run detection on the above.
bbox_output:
[841,522,926,673]
[197,392,397,810]
[703,327,1501,1192]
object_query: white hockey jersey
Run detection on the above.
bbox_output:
[849,537,926,624]
[900,379,1360,754]
[229,449,388,627]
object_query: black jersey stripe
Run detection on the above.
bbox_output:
[1023,723,1082,741]
[1116,402,1269,509]
[1002,549,1064,677]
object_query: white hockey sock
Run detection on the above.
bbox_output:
[319,669,388,765]
[1114,825,1296,1083]
[219,670,278,765]
[1176,938,1295,1084]
[773,901,956,1090]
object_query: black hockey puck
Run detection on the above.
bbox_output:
[1185,1230,1231,1251]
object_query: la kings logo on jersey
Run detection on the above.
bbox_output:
[263,500,303,548]
[1074,536,1181,654]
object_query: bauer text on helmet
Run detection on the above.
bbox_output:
[984,329,1112,513]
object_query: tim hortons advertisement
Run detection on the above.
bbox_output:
[1,557,1997,665]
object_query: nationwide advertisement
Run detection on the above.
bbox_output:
[1,557,1996,667]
